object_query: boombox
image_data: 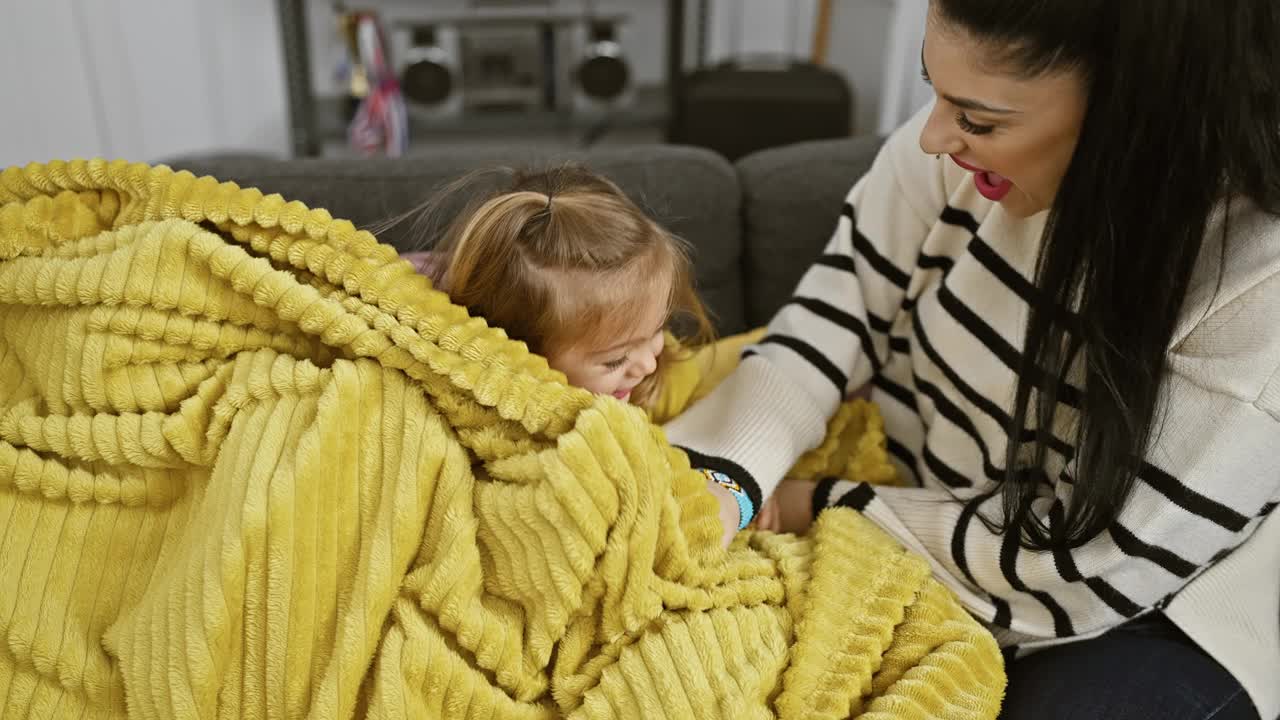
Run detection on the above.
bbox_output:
[393,10,632,119]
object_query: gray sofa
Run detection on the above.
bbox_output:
[170,136,884,336]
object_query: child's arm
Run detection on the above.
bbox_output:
[644,329,769,546]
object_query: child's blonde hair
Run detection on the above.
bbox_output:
[402,163,714,406]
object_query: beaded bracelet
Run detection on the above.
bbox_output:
[698,468,755,530]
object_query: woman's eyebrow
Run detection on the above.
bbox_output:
[921,50,1020,115]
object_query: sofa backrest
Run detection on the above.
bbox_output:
[735,135,884,328]
[169,135,889,337]
[170,145,747,334]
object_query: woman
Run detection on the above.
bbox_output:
[672,1,1280,718]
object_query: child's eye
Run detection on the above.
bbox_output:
[601,356,628,370]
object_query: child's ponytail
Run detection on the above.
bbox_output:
[436,187,563,350]
[442,190,547,295]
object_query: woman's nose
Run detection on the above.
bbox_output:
[918,101,966,158]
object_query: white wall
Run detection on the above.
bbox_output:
[876,0,932,134]
[0,0,289,168]
[0,0,932,167]
[2,2,107,165]
[824,0,900,134]
[705,0,817,61]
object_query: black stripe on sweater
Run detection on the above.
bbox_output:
[935,205,1088,409]
[917,252,956,274]
[991,596,1013,629]
[786,296,883,375]
[911,371,1004,484]
[997,509,1028,592]
[833,482,876,512]
[1136,464,1251,533]
[873,374,917,414]
[813,476,839,516]
[961,222,1083,335]
[843,203,911,289]
[868,311,893,334]
[912,310,1069,455]
[1050,501,1143,618]
[939,206,1041,303]
[951,494,985,586]
[884,435,921,483]
[1047,502,1081,579]
[814,253,857,274]
[1109,522,1198,578]
[912,310,1016,435]
[939,205,981,234]
[922,443,974,488]
[1193,522,1266,580]
[999,519,1076,637]
[936,283,1083,410]
[1085,577,1144,618]
[755,334,848,397]
[966,236,1040,307]
[913,309,1077,461]
[935,282,1022,368]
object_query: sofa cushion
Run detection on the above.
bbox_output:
[169,145,747,334]
[735,135,884,327]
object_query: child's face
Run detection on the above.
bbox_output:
[546,300,667,403]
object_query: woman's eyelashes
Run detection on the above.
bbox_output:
[920,66,997,136]
[601,356,627,371]
[955,111,995,136]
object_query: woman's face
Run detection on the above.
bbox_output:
[918,8,1088,218]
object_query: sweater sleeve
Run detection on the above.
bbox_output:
[817,269,1280,640]
[663,105,946,511]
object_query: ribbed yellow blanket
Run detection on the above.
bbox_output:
[0,160,1004,719]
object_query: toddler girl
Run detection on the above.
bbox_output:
[393,164,754,543]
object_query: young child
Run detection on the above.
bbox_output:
[394,163,759,543]
[394,163,897,544]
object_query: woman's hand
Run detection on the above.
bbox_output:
[755,479,818,535]
[755,491,781,532]
[706,477,821,545]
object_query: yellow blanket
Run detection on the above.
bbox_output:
[0,160,1003,719]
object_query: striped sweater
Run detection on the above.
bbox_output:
[665,105,1280,717]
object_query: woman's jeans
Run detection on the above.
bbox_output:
[999,614,1260,720]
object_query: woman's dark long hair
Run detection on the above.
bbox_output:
[934,0,1280,549]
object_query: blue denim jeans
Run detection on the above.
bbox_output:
[999,614,1260,720]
